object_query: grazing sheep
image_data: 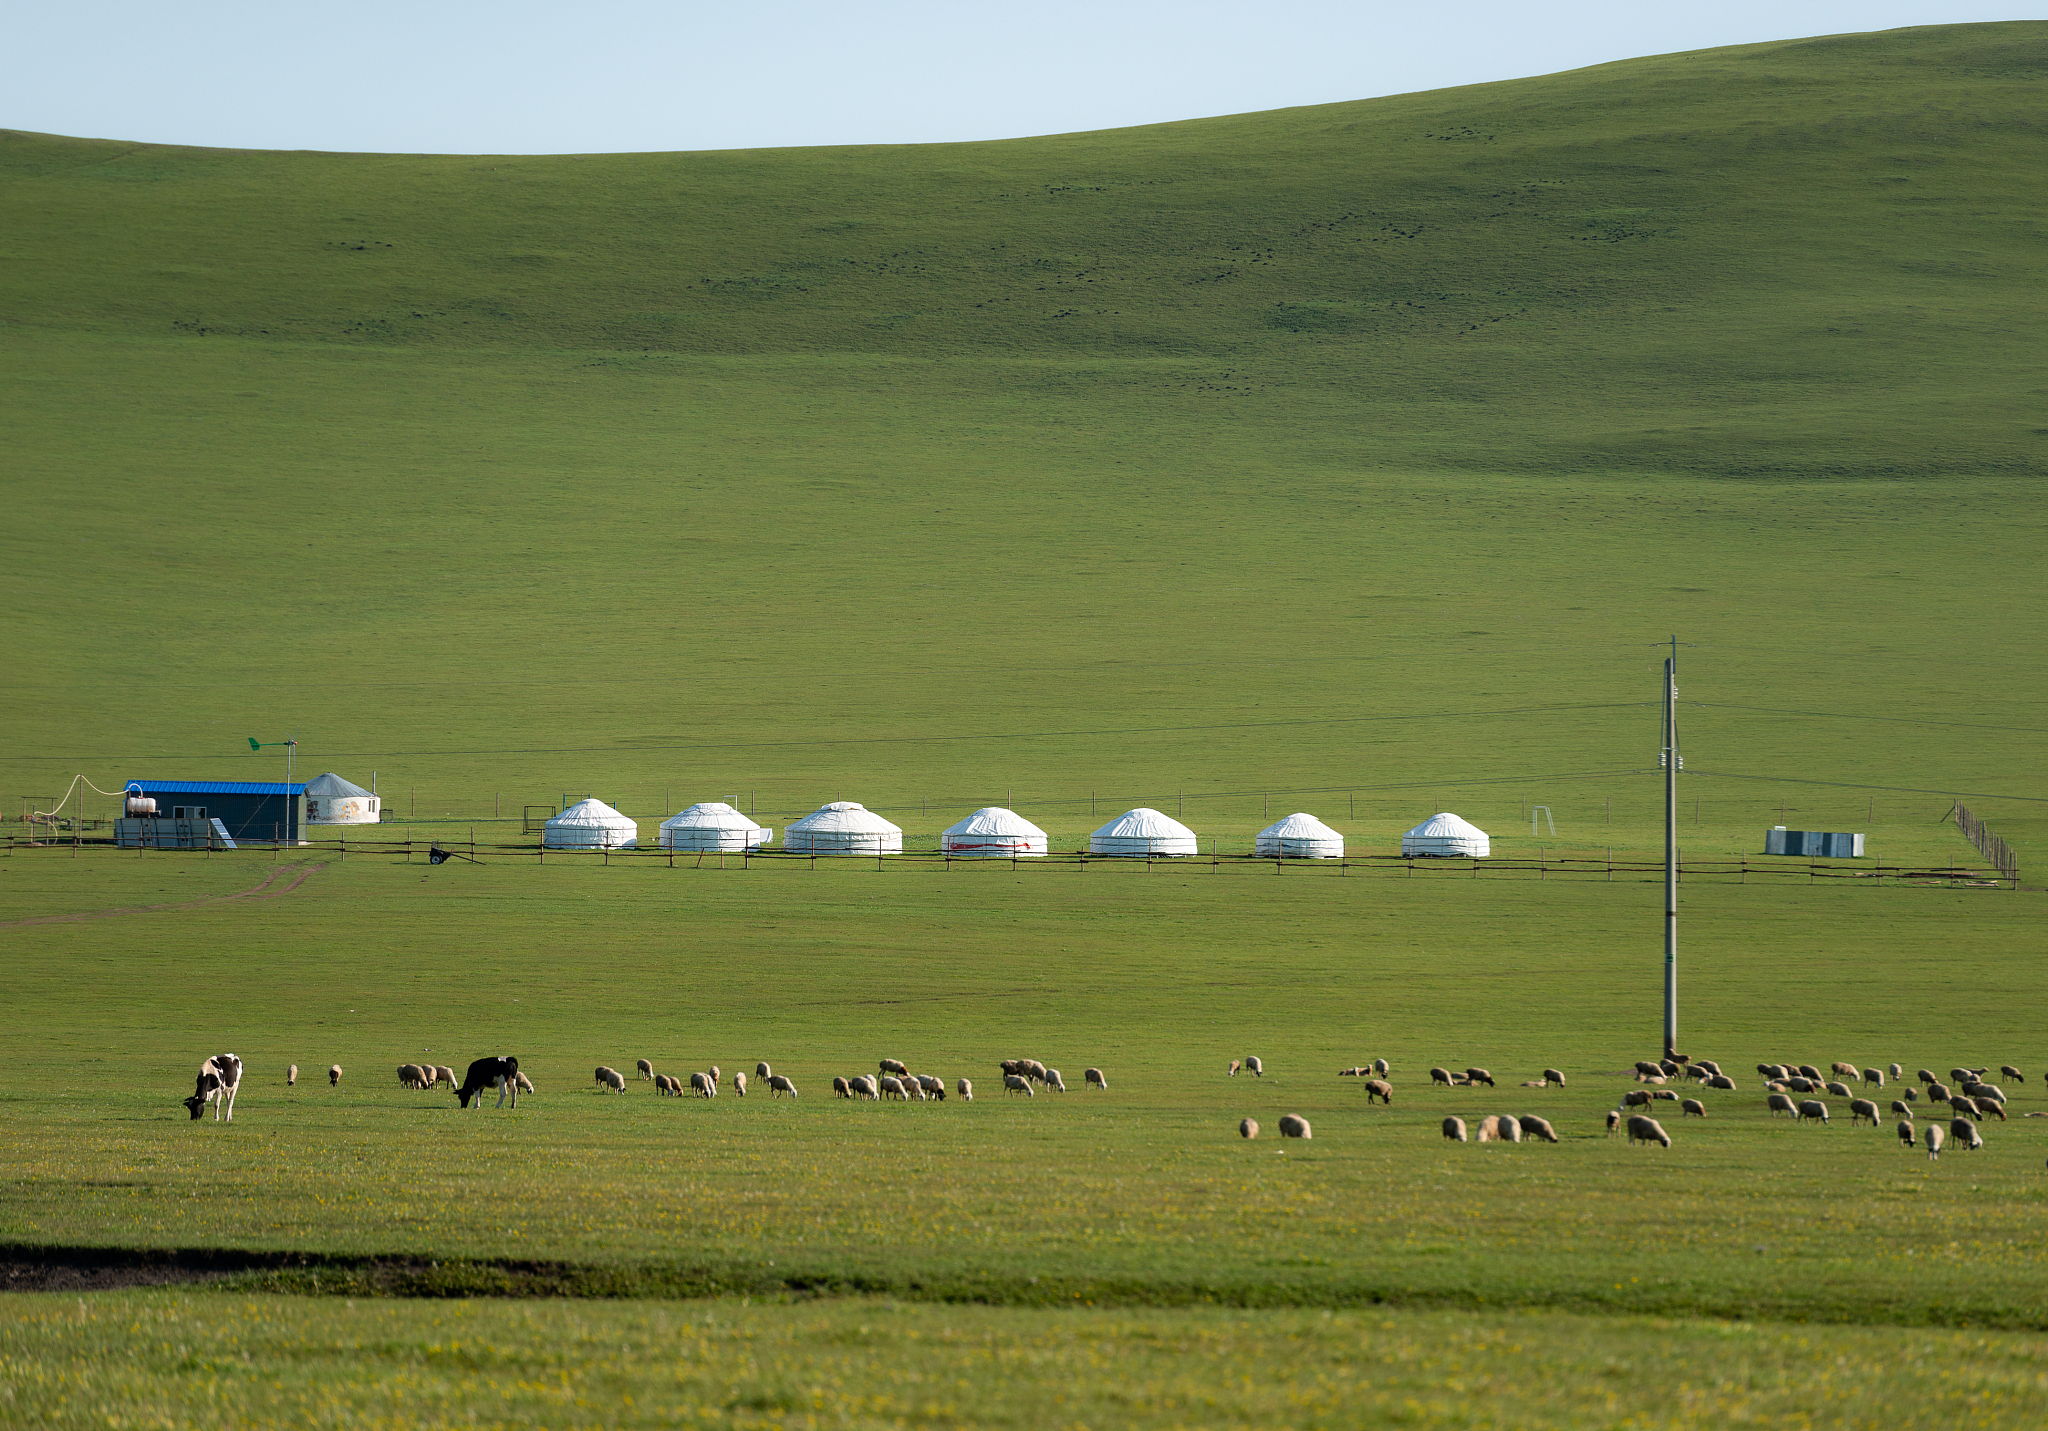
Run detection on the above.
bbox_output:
[1950,1067,1978,1085]
[1767,1093,1797,1117]
[1965,1082,2005,1105]
[1244,1056,1264,1078]
[1831,1061,1859,1081]
[850,1074,878,1100]
[514,1072,534,1094]
[1651,1090,1679,1102]
[652,1074,674,1096]
[1634,1060,1663,1079]
[1277,1113,1311,1139]
[1682,1065,1708,1082]
[1228,1059,1241,1077]
[1862,1067,1886,1088]
[1240,1117,1259,1139]
[917,1074,947,1100]
[732,1071,747,1097]
[1365,1079,1394,1105]
[1925,1123,1945,1159]
[1605,1109,1621,1136]
[1543,1068,1566,1087]
[832,1075,850,1098]
[689,1071,714,1098]
[1373,1058,1390,1077]
[1797,1099,1830,1125]
[1004,1074,1034,1097]
[1891,1100,1913,1118]
[1797,1064,1824,1081]
[1465,1067,1495,1088]
[1622,1089,1653,1109]
[1887,1062,1903,1079]
[287,1064,298,1087]
[1497,1115,1523,1143]
[1849,1098,1880,1126]
[1928,1083,1951,1105]
[1765,1081,1789,1093]
[1824,1080,1854,1099]
[958,1077,973,1101]
[756,1062,772,1080]
[1044,1069,1067,1093]
[1084,1068,1108,1091]
[2000,1065,2024,1083]
[1681,1098,1707,1118]
[329,1064,342,1087]
[1950,1117,1983,1151]
[1626,1115,1671,1148]
[1980,1098,2007,1122]
[879,1058,908,1077]
[1520,1115,1559,1143]
[1430,1067,1454,1088]
[1023,1060,1049,1083]
[1916,1068,1937,1085]
[1755,1063,1781,1078]
[436,1066,457,1090]
[767,1074,798,1098]
[1904,1086,1919,1103]
[636,1059,654,1081]
[397,1064,426,1090]
[1476,1115,1501,1142]
[1950,1096,1981,1121]
[1897,1120,1916,1149]
[1442,1116,1468,1142]
[1706,1075,1736,1092]
[1694,1060,1722,1077]
[1783,1077,1814,1093]
[597,1067,627,1094]
[877,1075,907,1100]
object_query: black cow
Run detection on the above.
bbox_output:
[184,1054,243,1121]
[456,1055,521,1109]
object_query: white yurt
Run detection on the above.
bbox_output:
[783,801,902,855]
[1401,811,1490,858]
[1090,808,1198,857]
[544,797,639,850]
[1255,811,1344,858]
[940,807,1048,857]
[303,772,381,825]
[658,802,774,851]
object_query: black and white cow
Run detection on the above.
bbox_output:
[455,1055,521,1109]
[184,1054,243,1121]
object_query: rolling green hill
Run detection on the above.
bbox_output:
[2,21,2044,850]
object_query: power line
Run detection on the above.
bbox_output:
[1688,703,2048,736]
[1686,769,2048,804]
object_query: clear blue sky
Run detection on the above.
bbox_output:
[12,2,2024,154]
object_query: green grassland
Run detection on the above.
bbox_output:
[4,19,2048,1425]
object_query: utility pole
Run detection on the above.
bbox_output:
[1661,636,1680,1060]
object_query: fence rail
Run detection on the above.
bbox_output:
[1951,802,2018,884]
[5,834,2018,889]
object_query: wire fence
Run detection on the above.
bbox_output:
[4,832,2018,889]
[1951,802,2018,884]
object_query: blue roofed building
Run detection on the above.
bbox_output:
[118,780,307,847]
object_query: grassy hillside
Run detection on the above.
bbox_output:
[2,23,2045,863]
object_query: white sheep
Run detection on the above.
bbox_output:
[689,1071,713,1098]
[329,1064,342,1087]
[832,1075,850,1098]
[1227,1059,1241,1076]
[1084,1068,1108,1091]
[851,1074,878,1100]
[957,1077,974,1102]
[1897,1119,1916,1149]
[1889,1062,1904,1080]
[878,1075,907,1100]
[1004,1074,1034,1097]
[1244,1056,1264,1078]
[917,1074,946,1100]
[1476,1115,1501,1142]
[636,1059,654,1081]
[1626,1115,1671,1148]
[767,1073,798,1098]
[1542,1068,1566,1087]
[1497,1115,1522,1143]
[1797,1099,1829,1125]
[1925,1123,1945,1159]
[398,1063,427,1089]
[514,1072,534,1094]
[1950,1117,1983,1151]
[879,1058,908,1076]
[596,1066,626,1093]
[1520,1115,1559,1143]
[1240,1117,1259,1139]
[1824,1080,1854,1099]
[1442,1116,1467,1142]
[653,1074,674,1096]
[288,1064,298,1087]
[1044,1069,1067,1093]
[1277,1113,1311,1139]
[1681,1098,1706,1118]
[1430,1067,1454,1087]
[1831,1061,1859,1082]
[1890,1099,1912,1118]
[732,1071,747,1097]
[1849,1098,1880,1126]
[1862,1067,1886,1088]
[434,1066,457,1091]
[757,1061,773,1079]
[1767,1093,1796,1117]
[1373,1058,1390,1077]
[1365,1079,1394,1104]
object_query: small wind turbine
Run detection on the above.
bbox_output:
[248,734,298,783]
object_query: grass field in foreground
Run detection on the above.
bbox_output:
[7,1292,2048,1430]
[4,852,2044,1330]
